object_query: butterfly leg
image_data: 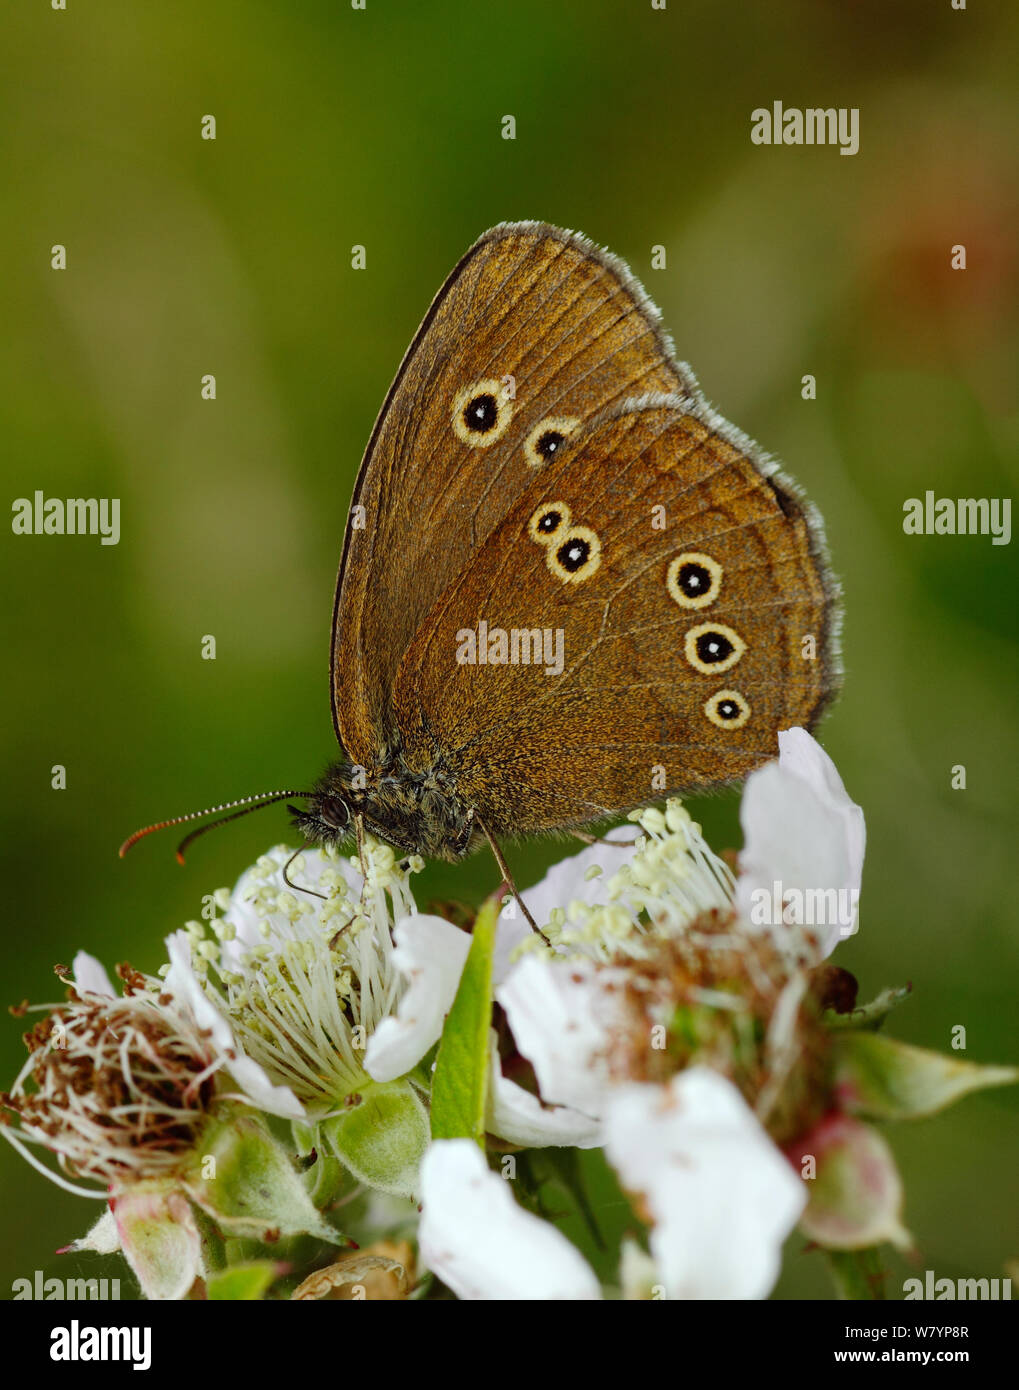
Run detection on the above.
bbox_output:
[477,818,551,947]
[572,830,641,849]
[353,812,376,923]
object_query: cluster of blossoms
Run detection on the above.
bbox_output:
[3,731,1014,1300]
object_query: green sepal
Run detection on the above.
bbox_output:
[833,1031,1018,1120]
[826,1247,888,1300]
[321,1080,429,1199]
[184,1114,343,1245]
[109,1182,204,1301]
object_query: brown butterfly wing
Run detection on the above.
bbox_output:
[391,393,840,837]
[330,223,690,766]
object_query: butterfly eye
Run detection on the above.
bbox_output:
[666,552,723,610]
[452,378,513,447]
[546,525,602,585]
[528,501,572,545]
[684,622,746,674]
[704,689,751,729]
[523,415,580,468]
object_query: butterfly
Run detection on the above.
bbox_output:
[122,223,840,931]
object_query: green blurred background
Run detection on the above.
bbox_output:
[1,1,1016,1299]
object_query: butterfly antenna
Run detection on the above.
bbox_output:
[118,791,315,864]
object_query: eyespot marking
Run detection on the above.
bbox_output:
[547,525,602,584]
[524,416,580,468]
[704,690,751,729]
[666,552,723,610]
[452,378,513,447]
[528,501,572,546]
[684,622,745,674]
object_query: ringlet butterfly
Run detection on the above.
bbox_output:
[121,223,840,931]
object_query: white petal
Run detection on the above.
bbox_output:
[71,951,115,998]
[485,1034,602,1149]
[604,1069,806,1299]
[507,828,639,938]
[419,1139,601,1300]
[163,932,305,1120]
[736,726,866,957]
[497,955,624,1118]
[364,915,471,1083]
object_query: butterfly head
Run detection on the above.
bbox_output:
[288,761,361,850]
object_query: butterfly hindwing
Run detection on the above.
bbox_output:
[392,393,839,837]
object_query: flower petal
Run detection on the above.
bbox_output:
[497,955,624,1118]
[71,951,115,998]
[736,727,865,957]
[485,1035,602,1149]
[364,915,471,1084]
[604,1068,806,1299]
[419,1139,601,1300]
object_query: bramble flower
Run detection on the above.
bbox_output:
[497,730,864,1135]
[2,950,336,1299]
[181,839,600,1189]
[178,842,455,1198]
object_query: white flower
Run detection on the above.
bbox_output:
[163,935,304,1120]
[183,842,441,1118]
[498,729,866,1130]
[496,801,738,1136]
[1,945,298,1195]
[363,916,472,1085]
[419,1139,601,1300]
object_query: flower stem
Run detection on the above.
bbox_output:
[826,1247,888,1300]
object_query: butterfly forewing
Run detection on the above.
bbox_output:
[331,223,689,765]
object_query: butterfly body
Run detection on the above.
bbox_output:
[296,220,840,867]
[294,751,481,862]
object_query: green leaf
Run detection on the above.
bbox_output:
[833,1032,1019,1120]
[824,984,912,1032]
[429,892,499,1145]
[206,1261,281,1301]
[826,1248,888,1300]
